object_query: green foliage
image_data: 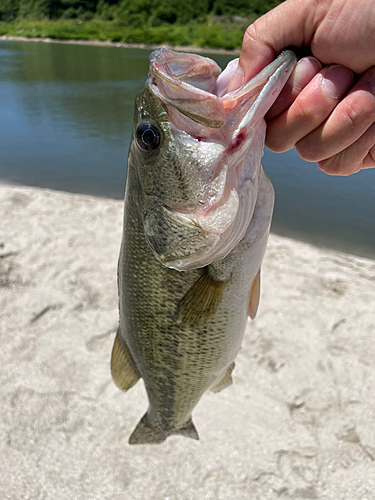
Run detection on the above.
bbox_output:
[96,0,116,20]
[0,0,21,21]
[112,0,213,27]
[0,0,285,49]
[154,0,211,25]
[0,18,246,49]
[18,0,49,18]
[1,0,284,23]
[115,0,153,28]
[212,0,280,16]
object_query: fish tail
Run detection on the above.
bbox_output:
[172,420,199,441]
[128,413,199,445]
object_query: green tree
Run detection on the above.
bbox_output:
[18,0,50,18]
[213,0,283,16]
[0,0,21,21]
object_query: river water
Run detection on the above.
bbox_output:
[0,40,374,259]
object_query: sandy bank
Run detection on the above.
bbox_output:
[1,183,375,499]
[0,34,240,55]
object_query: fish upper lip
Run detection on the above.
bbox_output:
[149,50,297,119]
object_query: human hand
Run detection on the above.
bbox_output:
[228,0,375,175]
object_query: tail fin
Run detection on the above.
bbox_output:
[174,420,199,441]
[128,413,199,445]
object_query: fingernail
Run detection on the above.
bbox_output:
[290,57,323,93]
[228,66,245,92]
[294,57,322,81]
[321,65,354,99]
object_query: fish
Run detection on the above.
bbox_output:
[111,48,297,444]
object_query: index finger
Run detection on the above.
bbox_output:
[228,0,321,92]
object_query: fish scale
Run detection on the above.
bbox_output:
[119,167,237,422]
[111,49,297,444]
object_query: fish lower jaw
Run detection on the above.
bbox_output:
[165,177,239,238]
[154,210,242,271]
[195,187,239,235]
[145,187,244,271]
[156,238,218,271]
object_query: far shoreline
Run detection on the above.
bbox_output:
[0,34,240,55]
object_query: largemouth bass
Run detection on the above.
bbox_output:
[111,48,296,444]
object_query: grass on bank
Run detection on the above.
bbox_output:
[0,19,246,49]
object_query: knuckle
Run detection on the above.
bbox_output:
[318,153,359,176]
[362,65,375,95]
[265,137,289,153]
[343,85,375,128]
[292,97,320,126]
[243,24,259,46]
[370,144,375,164]
[340,100,360,130]
[295,137,322,162]
[243,23,256,42]
[317,157,338,175]
[265,122,293,153]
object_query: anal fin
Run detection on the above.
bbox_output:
[210,362,235,393]
[111,331,140,392]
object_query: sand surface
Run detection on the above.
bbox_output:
[1,182,375,500]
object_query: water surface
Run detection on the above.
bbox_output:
[0,40,374,259]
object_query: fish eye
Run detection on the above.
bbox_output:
[136,122,161,152]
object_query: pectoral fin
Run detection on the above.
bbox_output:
[176,267,228,326]
[248,269,261,320]
[210,362,235,393]
[111,331,140,392]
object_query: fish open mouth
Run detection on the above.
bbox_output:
[144,49,297,271]
[149,48,296,137]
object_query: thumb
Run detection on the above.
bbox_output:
[228,0,322,91]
